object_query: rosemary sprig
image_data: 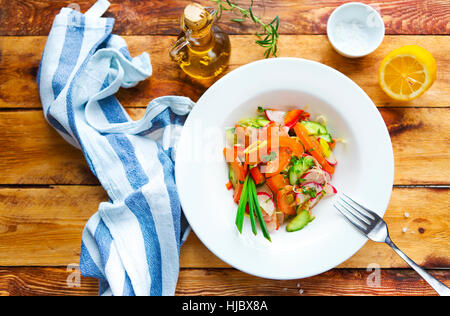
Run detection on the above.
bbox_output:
[210,0,279,58]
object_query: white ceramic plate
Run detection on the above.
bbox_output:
[175,58,394,280]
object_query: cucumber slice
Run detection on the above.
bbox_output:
[318,133,332,143]
[255,117,270,127]
[228,166,237,189]
[286,210,311,232]
[288,156,315,185]
[288,167,299,186]
[238,117,270,128]
[301,121,328,135]
[225,128,236,146]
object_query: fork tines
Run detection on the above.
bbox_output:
[333,194,377,234]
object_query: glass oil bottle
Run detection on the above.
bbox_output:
[169,3,231,80]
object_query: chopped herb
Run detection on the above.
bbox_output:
[257,106,265,113]
[302,187,317,198]
[261,151,277,162]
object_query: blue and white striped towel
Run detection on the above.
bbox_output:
[37,0,195,296]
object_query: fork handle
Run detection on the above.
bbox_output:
[386,237,450,296]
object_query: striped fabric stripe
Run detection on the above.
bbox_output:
[38,0,194,296]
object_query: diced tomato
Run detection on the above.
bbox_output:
[225,181,233,190]
[277,187,297,215]
[299,111,310,121]
[266,174,289,195]
[263,147,292,177]
[250,166,265,185]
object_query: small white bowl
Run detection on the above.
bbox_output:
[327,2,385,58]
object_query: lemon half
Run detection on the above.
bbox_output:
[379,45,436,101]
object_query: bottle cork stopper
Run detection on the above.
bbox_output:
[184,3,209,30]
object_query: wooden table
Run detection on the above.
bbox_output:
[0,0,449,296]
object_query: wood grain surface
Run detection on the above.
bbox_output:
[1,35,449,109]
[1,0,449,36]
[0,107,448,185]
[0,267,448,296]
[0,186,448,268]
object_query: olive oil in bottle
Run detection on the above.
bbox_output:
[169,3,231,79]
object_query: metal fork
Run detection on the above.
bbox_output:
[333,193,450,296]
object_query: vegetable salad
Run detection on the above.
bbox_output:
[223,107,338,241]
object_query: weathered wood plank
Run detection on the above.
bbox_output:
[0,186,448,268]
[1,35,449,109]
[380,108,450,186]
[0,108,448,185]
[176,268,450,296]
[0,111,98,185]
[0,0,448,36]
[0,267,448,296]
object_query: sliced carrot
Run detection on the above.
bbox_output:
[266,174,289,194]
[284,109,304,128]
[225,181,233,190]
[233,182,243,203]
[223,147,248,201]
[329,139,336,150]
[223,147,235,162]
[223,146,246,163]
[250,166,265,185]
[264,124,302,157]
[278,136,304,157]
[244,140,269,165]
[293,123,335,174]
[277,187,297,215]
[264,147,292,177]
